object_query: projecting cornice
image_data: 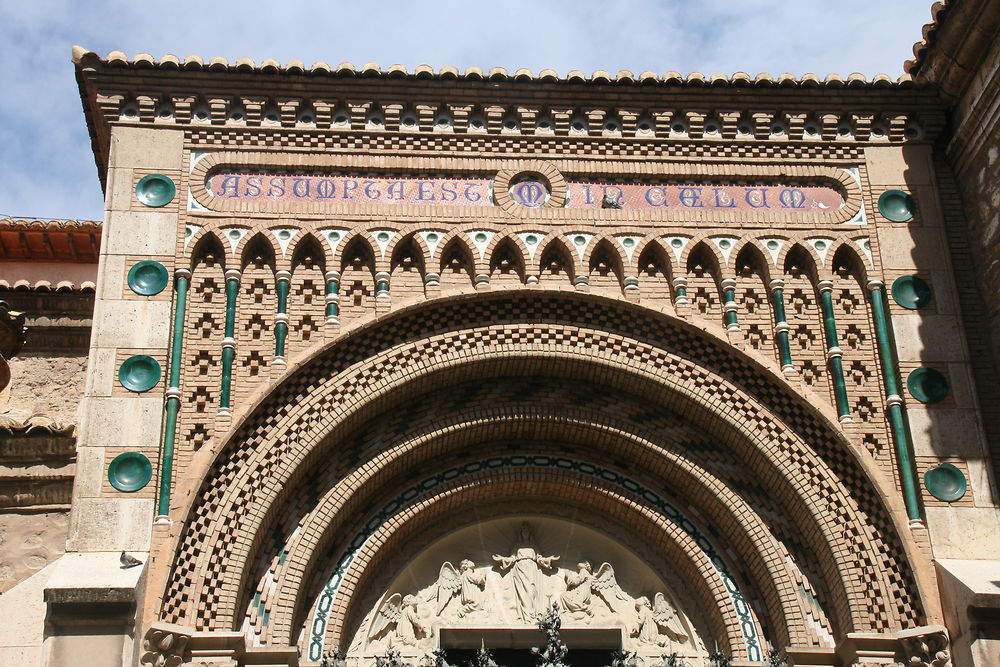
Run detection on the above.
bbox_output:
[73,46,948,192]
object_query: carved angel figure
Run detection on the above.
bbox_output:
[368,594,428,646]
[590,562,631,612]
[432,559,486,617]
[631,593,689,646]
[561,561,629,617]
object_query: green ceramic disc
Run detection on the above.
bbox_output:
[907,367,949,404]
[118,355,162,392]
[877,189,916,222]
[924,463,967,502]
[127,260,169,296]
[891,275,932,310]
[135,174,176,207]
[108,452,153,492]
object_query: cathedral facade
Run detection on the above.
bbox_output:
[0,2,998,666]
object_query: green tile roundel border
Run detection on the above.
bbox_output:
[127,260,169,296]
[135,173,176,207]
[891,275,932,310]
[118,355,162,392]
[924,463,967,502]
[877,189,916,222]
[907,367,949,404]
[108,452,153,492]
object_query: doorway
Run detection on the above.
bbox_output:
[440,627,622,667]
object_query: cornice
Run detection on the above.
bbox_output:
[73,45,952,196]
[0,218,102,262]
[907,0,1000,103]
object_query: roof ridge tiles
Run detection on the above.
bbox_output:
[70,46,916,87]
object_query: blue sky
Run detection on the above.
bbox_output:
[0,0,933,222]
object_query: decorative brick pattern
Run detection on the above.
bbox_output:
[159,294,922,649]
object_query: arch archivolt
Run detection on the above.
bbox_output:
[258,409,805,651]
[153,293,929,659]
[309,474,754,662]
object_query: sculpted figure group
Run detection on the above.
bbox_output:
[367,523,691,651]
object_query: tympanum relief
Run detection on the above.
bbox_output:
[351,523,702,660]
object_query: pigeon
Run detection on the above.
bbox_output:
[120,551,143,569]
[601,194,623,209]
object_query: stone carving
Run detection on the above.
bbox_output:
[492,522,560,622]
[370,594,430,646]
[896,628,951,667]
[632,594,688,646]
[433,559,485,617]
[356,523,698,657]
[561,561,630,618]
[139,624,191,667]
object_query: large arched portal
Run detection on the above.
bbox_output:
[152,292,930,665]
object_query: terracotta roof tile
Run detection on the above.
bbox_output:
[904,1,950,75]
[71,47,914,87]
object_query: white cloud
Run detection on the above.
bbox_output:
[0,0,933,221]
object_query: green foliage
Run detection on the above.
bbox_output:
[321,648,346,667]
[763,648,787,667]
[606,650,637,667]
[431,648,454,667]
[531,604,569,667]
[376,649,412,667]
[470,646,499,667]
[707,648,731,667]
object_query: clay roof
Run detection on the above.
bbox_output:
[0,413,75,437]
[72,46,913,88]
[904,1,951,76]
[0,218,101,263]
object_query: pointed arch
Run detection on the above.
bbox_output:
[487,236,526,287]
[537,237,576,288]
[686,241,724,321]
[636,241,673,303]
[338,236,377,322]
[588,238,625,292]
[288,234,327,354]
[389,234,427,295]
[438,236,475,291]
[735,243,776,361]
[832,243,885,451]
[179,233,227,452]
[782,244,829,399]
[235,233,277,399]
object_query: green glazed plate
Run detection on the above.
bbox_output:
[924,463,967,502]
[907,367,949,404]
[108,452,152,492]
[877,189,915,222]
[118,355,162,392]
[891,275,932,310]
[127,260,169,296]
[135,174,176,207]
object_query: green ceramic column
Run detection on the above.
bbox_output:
[219,268,240,415]
[274,270,290,363]
[868,279,922,523]
[157,268,190,519]
[672,277,688,305]
[722,278,739,332]
[375,271,390,298]
[818,280,852,422]
[325,270,340,324]
[769,279,793,372]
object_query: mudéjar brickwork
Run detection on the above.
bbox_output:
[0,3,997,666]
